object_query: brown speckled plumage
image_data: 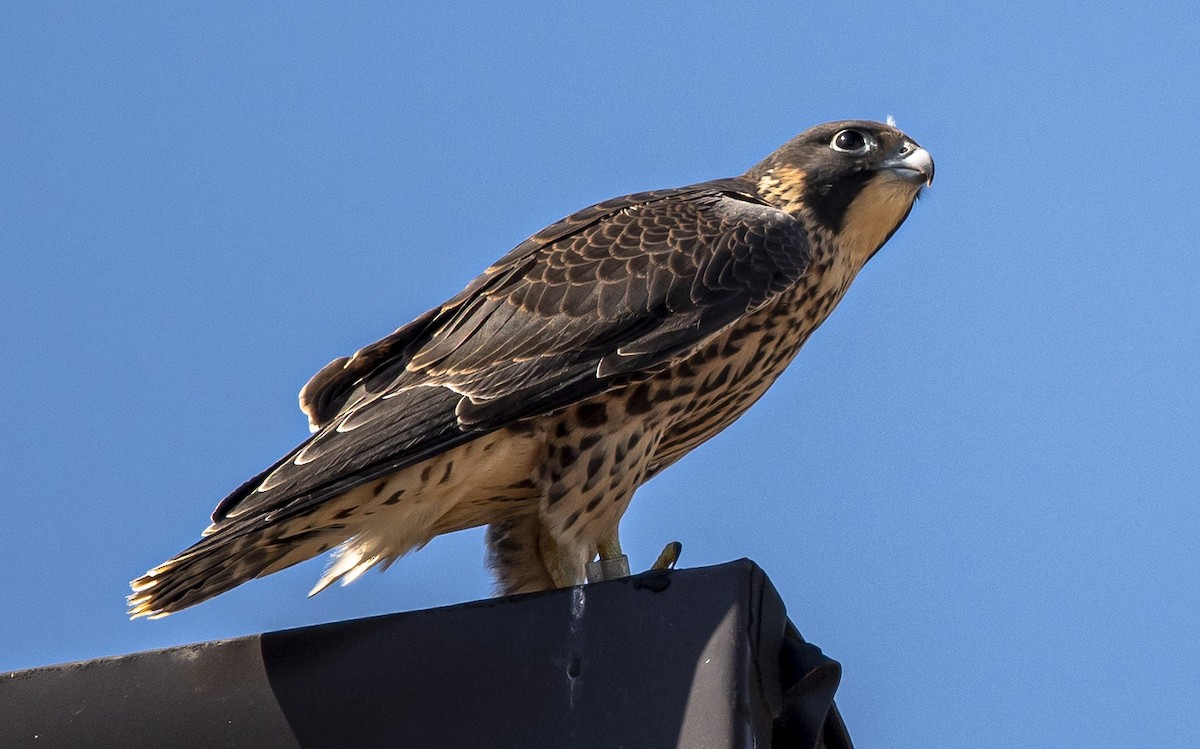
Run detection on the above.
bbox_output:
[130,120,933,617]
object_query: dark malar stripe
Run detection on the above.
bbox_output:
[805,169,875,234]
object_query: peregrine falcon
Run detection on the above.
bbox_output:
[130,120,933,618]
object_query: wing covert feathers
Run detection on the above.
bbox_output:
[131,177,813,618]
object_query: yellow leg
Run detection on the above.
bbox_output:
[585,537,682,583]
[587,535,630,582]
[539,529,575,588]
[598,538,623,561]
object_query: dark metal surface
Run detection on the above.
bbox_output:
[3,560,851,748]
[0,633,297,747]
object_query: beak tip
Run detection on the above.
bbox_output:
[879,146,934,188]
[912,148,935,187]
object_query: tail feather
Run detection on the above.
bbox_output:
[128,521,350,619]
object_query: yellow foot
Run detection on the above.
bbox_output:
[651,541,683,571]
[585,540,682,583]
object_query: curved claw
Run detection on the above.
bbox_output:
[651,541,683,571]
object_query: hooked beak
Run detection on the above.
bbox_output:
[878,144,935,187]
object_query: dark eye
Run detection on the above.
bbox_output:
[831,129,869,153]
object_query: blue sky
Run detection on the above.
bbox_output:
[3,2,1198,746]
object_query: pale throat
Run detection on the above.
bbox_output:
[838,176,921,269]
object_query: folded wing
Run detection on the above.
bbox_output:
[207,179,812,537]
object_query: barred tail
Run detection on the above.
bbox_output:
[128,520,347,619]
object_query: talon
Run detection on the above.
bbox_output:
[651,541,682,571]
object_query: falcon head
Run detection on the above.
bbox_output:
[747,120,934,264]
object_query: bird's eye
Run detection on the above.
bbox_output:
[830,129,869,153]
